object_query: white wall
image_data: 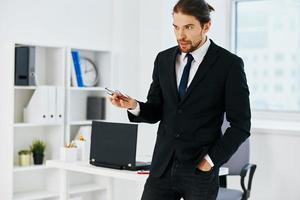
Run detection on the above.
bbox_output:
[250,131,300,200]
[0,0,113,49]
[0,40,14,200]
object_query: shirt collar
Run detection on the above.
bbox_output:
[180,36,211,63]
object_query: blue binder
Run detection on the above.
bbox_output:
[71,51,84,87]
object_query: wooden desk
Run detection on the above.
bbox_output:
[46,160,229,200]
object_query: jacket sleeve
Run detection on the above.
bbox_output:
[127,53,163,124]
[208,57,251,168]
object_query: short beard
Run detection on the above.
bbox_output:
[178,32,206,53]
[181,40,202,53]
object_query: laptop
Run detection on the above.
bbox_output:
[90,121,151,171]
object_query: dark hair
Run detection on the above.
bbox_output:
[173,0,215,26]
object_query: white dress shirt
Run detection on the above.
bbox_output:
[129,37,214,167]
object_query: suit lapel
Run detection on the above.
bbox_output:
[179,40,220,105]
[169,47,181,102]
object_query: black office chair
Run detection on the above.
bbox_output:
[217,139,257,200]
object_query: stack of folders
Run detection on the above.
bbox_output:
[71,50,84,87]
[23,86,64,124]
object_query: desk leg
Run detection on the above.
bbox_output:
[106,177,113,200]
[60,169,69,200]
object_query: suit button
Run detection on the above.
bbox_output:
[175,134,180,138]
[177,109,183,114]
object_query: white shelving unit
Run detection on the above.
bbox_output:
[13,44,65,200]
[11,43,114,200]
[68,171,108,200]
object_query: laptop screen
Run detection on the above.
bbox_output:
[90,121,138,167]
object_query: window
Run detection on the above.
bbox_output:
[233,0,300,112]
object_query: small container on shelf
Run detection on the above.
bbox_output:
[74,133,91,161]
[86,96,106,120]
[69,91,107,122]
[18,150,31,166]
[73,126,92,161]
[60,142,78,162]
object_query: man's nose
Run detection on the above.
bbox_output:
[178,30,186,40]
[178,29,186,40]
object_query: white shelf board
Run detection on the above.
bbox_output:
[69,121,93,125]
[69,119,115,126]
[70,87,106,92]
[13,190,59,200]
[14,123,63,128]
[14,86,37,90]
[70,46,111,53]
[14,165,53,172]
[69,183,106,195]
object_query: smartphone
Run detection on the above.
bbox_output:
[105,87,129,102]
[105,87,115,96]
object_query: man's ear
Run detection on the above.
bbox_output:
[203,21,211,33]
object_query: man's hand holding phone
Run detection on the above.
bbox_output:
[106,87,137,110]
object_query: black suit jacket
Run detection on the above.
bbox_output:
[128,40,251,177]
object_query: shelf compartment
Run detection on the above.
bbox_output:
[14,126,63,166]
[13,168,60,200]
[13,190,59,200]
[68,49,111,88]
[69,91,107,122]
[15,45,65,87]
[69,183,106,195]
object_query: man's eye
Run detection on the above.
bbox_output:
[187,26,193,30]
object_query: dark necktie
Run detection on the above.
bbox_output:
[179,53,194,99]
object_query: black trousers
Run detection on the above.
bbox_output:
[141,157,219,200]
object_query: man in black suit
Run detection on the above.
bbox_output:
[109,0,251,199]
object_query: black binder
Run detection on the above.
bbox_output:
[15,46,36,86]
[15,47,29,85]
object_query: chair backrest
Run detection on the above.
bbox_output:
[221,115,250,175]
